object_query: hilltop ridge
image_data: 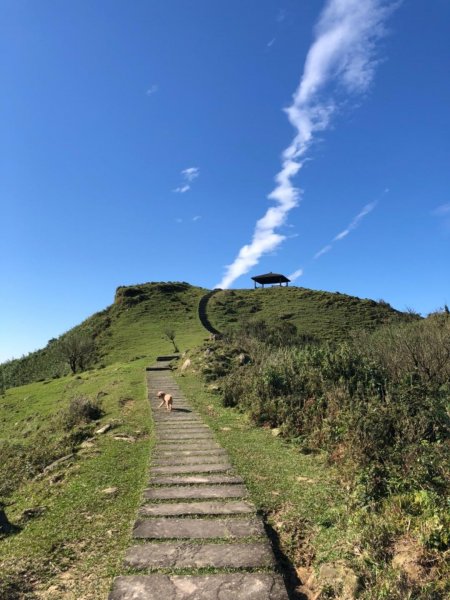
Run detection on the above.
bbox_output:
[0,281,414,390]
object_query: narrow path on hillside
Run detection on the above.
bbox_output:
[198,290,222,336]
[109,358,288,599]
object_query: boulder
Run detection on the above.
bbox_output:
[101,487,118,497]
[95,423,112,435]
[181,358,191,372]
[317,561,359,599]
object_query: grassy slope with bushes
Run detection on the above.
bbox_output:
[208,287,413,341]
[1,282,447,598]
[183,314,449,598]
[0,282,207,599]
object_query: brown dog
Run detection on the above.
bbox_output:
[157,390,173,411]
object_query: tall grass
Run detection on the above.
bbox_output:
[200,315,450,596]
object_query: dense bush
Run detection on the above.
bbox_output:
[59,395,104,430]
[202,315,450,579]
[217,324,450,502]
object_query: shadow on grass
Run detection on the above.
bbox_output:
[0,506,22,538]
[263,520,307,600]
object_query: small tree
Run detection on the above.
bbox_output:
[59,332,95,374]
[164,328,179,353]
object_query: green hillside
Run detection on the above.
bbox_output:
[0,281,208,598]
[207,286,414,340]
[1,283,414,391]
[2,282,439,599]
[0,282,207,390]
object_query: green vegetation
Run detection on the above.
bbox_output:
[0,282,207,598]
[208,287,415,341]
[59,332,96,374]
[185,312,449,598]
[177,372,350,582]
[1,281,447,598]
[0,361,152,599]
[0,282,206,390]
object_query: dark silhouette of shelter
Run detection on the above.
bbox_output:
[251,272,290,288]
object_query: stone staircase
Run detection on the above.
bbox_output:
[108,359,288,599]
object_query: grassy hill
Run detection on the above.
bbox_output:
[1,283,413,392]
[1,282,433,598]
[0,282,208,390]
[207,286,413,341]
[0,281,209,598]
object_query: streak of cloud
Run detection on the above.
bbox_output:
[289,193,382,277]
[182,167,200,182]
[314,245,333,259]
[216,0,397,289]
[333,201,377,241]
[288,268,304,281]
[173,185,190,194]
[173,167,200,193]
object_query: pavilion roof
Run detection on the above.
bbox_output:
[251,272,290,284]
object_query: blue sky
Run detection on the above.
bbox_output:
[1,0,449,362]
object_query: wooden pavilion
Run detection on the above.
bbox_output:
[251,272,290,288]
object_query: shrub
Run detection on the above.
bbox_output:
[59,395,104,431]
[206,317,450,512]
[198,317,450,594]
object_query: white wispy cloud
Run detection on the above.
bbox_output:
[182,167,200,181]
[333,201,377,241]
[173,167,200,193]
[285,197,380,283]
[314,245,333,259]
[288,268,304,281]
[289,191,385,275]
[193,215,202,221]
[146,84,159,96]
[267,38,276,48]
[216,0,397,289]
[173,185,190,194]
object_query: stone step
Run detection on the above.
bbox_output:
[156,449,227,457]
[155,422,208,427]
[154,441,221,449]
[152,404,193,407]
[155,428,211,435]
[109,574,288,599]
[150,463,232,475]
[124,541,274,569]
[157,432,215,440]
[153,418,200,423]
[153,417,200,422]
[152,454,228,466]
[132,517,265,539]
[149,474,244,485]
[139,500,255,516]
[144,485,247,500]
